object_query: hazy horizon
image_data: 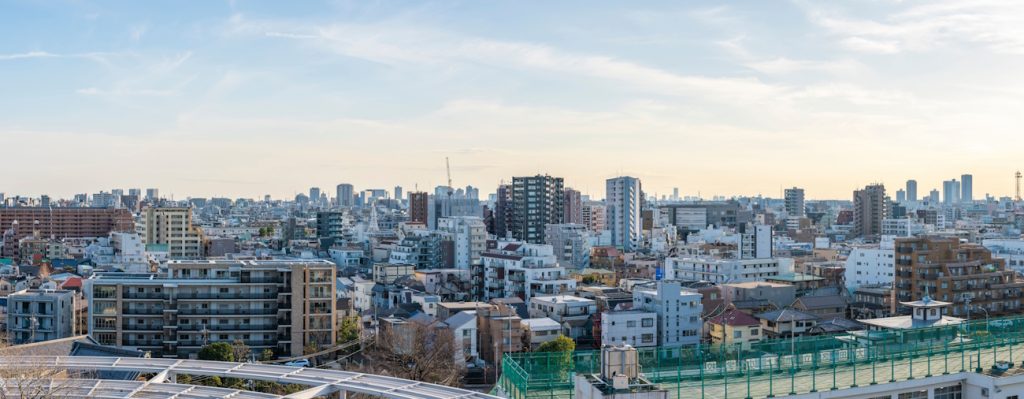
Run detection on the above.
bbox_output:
[4,1,1024,200]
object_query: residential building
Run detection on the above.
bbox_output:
[437,216,487,270]
[632,281,703,347]
[852,184,886,241]
[844,243,895,290]
[792,294,848,320]
[720,281,796,312]
[894,237,1024,317]
[510,175,565,244]
[408,192,428,225]
[784,187,805,218]
[7,289,76,344]
[521,317,562,349]
[444,310,478,365]
[482,242,576,301]
[372,263,415,285]
[705,309,762,350]
[477,304,524,369]
[581,202,606,234]
[982,238,1024,273]
[961,174,973,203]
[564,188,583,224]
[315,211,345,248]
[491,184,511,238]
[666,257,784,283]
[528,295,597,339]
[942,179,961,205]
[145,188,159,202]
[139,207,203,259]
[544,224,592,269]
[600,310,657,348]
[754,308,818,338]
[0,207,134,260]
[906,179,917,202]
[606,176,642,251]
[86,259,337,358]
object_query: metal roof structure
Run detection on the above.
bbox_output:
[0,356,501,399]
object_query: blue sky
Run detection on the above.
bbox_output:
[3,0,1024,200]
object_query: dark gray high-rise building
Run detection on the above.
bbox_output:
[783,187,805,218]
[564,187,582,224]
[409,192,429,224]
[852,184,886,242]
[510,175,564,244]
[491,184,511,238]
[336,184,354,207]
[906,180,917,202]
[961,174,973,203]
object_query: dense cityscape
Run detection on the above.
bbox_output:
[1,172,1024,398]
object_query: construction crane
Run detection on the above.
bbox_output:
[1016,171,1022,202]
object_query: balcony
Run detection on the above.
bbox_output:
[179,324,278,331]
[122,324,163,331]
[239,277,281,284]
[122,292,167,300]
[123,340,164,347]
[178,308,278,316]
[123,308,164,315]
[177,293,278,300]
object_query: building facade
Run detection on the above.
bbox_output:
[606,176,641,251]
[510,175,565,244]
[139,207,203,259]
[87,260,337,358]
[7,289,76,344]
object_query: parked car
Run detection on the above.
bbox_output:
[285,359,311,367]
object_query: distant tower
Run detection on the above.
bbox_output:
[906,180,918,202]
[1016,171,1022,202]
[960,174,973,203]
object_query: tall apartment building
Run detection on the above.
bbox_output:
[564,188,583,224]
[606,176,641,251]
[942,179,960,205]
[633,281,703,347]
[7,289,76,344]
[145,188,160,202]
[139,207,203,259]
[906,180,918,202]
[437,216,487,270]
[544,223,592,269]
[87,259,336,358]
[315,211,345,248]
[510,175,564,244]
[894,237,1024,317]
[0,207,134,260]
[336,183,354,207]
[408,192,429,225]
[852,184,886,241]
[961,174,973,203]
[581,202,605,234]
[784,187,805,218]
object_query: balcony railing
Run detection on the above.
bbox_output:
[178,308,278,316]
[123,308,164,315]
[177,293,278,300]
[179,324,278,331]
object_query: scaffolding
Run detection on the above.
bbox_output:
[501,314,1024,399]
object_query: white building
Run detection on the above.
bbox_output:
[665,257,785,283]
[329,247,363,268]
[444,311,478,365]
[482,242,576,302]
[844,242,895,290]
[983,238,1024,273]
[437,216,487,270]
[528,295,597,339]
[521,317,562,348]
[605,176,642,252]
[601,310,658,348]
[633,281,703,347]
[411,292,441,317]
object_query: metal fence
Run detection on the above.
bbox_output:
[501,314,1024,399]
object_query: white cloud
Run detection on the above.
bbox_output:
[745,57,862,74]
[0,51,58,60]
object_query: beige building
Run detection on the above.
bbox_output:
[705,309,763,350]
[138,207,204,259]
[87,259,336,358]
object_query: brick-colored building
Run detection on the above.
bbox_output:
[0,208,134,260]
[894,237,1024,317]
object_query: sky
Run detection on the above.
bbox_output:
[3,0,1024,201]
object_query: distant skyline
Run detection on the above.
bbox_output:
[3,1,1024,200]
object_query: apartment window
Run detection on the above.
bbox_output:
[626,321,636,328]
[734,330,743,338]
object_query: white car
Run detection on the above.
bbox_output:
[285,359,311,367]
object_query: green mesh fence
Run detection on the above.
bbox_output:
[500,314,1024,399]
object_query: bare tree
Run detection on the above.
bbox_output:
[361,321,464,386]
[0,339,76,399]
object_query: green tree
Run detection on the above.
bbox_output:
[260,349,275,362]
[536,335,576,352]
[339,316,361,342]
[198,342,235,362]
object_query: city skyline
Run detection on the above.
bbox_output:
[4,1,1024,199]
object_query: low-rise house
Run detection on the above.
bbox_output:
[521,317,561,349]
[792,294,848,320]
[754,308,819,338]
[528,295,597,339]
[444,311,478,365]
[705,309,762,350]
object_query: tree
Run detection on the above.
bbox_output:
[198,342,235,362]
[260,349,275,362]
[361,321,464,386]
[537,335,576,353]
[339,315,361,343]
[536,335,575,380]
[231,339,251,363]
